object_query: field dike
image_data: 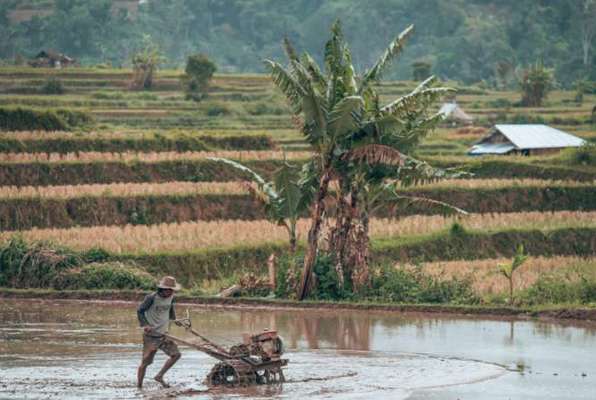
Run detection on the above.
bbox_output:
[0,159,287,186]
[431,159,596,181]
[1,158,594,187]
[1,185,595,229]
[0,133,275,153]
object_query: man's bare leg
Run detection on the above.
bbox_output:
[137,350,156,388]
[154,353,181,388]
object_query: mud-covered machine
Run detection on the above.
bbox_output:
[165,311,288,387]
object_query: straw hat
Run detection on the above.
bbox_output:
[157,276,181,290]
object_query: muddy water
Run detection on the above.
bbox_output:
[0,300,594,399]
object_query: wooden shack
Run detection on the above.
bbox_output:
[29,51,76,68]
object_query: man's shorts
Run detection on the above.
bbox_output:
[142,334,180,361]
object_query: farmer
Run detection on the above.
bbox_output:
[136,276,182,389]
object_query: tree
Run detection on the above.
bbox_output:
[495,59,515,90]
[265,21,463,300]
[518,61,554,107]
[498,245,528,305]
[575,0,596,70]
[182,53,217,101]
[130,36,164,90]
[208,158,313,253]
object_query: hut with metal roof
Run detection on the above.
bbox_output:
[29,51,76,68]
[439,101,474,125]
[468,124,586,156]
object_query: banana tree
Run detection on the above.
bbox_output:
[208,157,312,253]
[266,21,462,299]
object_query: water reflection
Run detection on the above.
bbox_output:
[1,300,595,355]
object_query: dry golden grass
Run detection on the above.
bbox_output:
[403,178,594,190]
[0,182,249,199]
[0,129,277,140]
[2,211,594,254]
[0,150,311,163]
[402,256,596,295]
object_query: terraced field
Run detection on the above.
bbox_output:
[0,67,595,299]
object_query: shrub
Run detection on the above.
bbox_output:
[53,262,155,290]
[370,264,479,304]
[487,98,512,108]
[311,254,352,300]
[205,103,231,116]
[274,254,301,299]
[560,144,595,166]
[518,61,554,107]
[520,275,596,305]
[0,107,93,131]
[0,237,81,288]
[182,53,217,102]
[40,78,65,95]
[274,253,352,300]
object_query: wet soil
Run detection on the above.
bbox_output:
[1,299,595,399]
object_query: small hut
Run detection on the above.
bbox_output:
[439,101,474,125]
[29,51,76,68]
[468,124,586,156]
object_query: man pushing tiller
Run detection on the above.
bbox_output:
[136,276,182,389]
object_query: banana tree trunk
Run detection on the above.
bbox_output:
[351,204,370,292]
[298,168,332,300]
[329,184,358,289]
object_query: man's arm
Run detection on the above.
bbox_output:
[169,297,176,321]
[137,294,155,327]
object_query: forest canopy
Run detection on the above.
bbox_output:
[0,0,594,85]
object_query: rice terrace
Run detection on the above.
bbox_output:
[0,1,595,399]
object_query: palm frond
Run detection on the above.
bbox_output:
[328,95,364,139]
[208,157,267,186]
[324,19,345,77]
[263,60,305,113]
[381,80,452,117]
[209,157,283,219]
[361,24,414,89]
[390,193,468,216]
[300,52,327,92]
[343,47,358,96]
[381,112,445,151]
[343,144,406,166]
[395,157,471,187]
[283,36,299,62]
[286,60,329,146]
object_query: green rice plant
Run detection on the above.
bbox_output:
[498,245,528,305]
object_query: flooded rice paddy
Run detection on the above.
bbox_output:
[0,299,595,399]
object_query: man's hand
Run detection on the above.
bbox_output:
[143,326,153,334]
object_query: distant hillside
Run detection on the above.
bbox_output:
[0,0,594,85]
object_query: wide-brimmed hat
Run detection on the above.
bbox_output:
[157,276,181,290]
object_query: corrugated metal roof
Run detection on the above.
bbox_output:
[468,143,515,155]
[495,124,586,149]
